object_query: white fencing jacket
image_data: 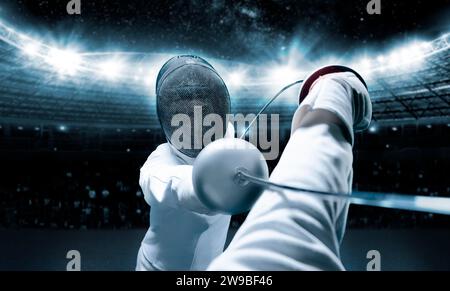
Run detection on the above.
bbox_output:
[137,127,234,271]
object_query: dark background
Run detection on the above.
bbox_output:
[2,0,449,60]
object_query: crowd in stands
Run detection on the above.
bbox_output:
[1,123,449,229]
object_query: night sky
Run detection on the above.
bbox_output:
[1,0,449,61]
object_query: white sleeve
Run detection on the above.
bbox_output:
[139,143,212,214]
[208,124,352,270]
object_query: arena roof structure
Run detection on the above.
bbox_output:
[0,20,448,130]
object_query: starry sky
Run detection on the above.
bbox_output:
[1,0,449,61]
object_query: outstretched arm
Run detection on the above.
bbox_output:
[139,143,212,214]
[208,71,371,270]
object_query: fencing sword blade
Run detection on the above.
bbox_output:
[237,170,450,216]
[349,191,450,216]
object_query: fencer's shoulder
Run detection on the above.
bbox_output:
[146,143,174,163]
[152,143,173,156]
[141,143,183,171]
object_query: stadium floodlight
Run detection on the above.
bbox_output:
[227,70,247,89]
[23,42,39,56]
[399,44,424,66]
[388,52,402,68]
[143,65,160,87]
[269,65,302,84]
[356,58,372,75]
[145,75,157,88]
[99,60,123,80]
[144,76,153,87]
[419,41,433,52]
[372,40,436,72]
[376,55,385,64]
[408,44,425,58]
[361,58,371,69]
[46,48,82,75]
[59,125,67,131]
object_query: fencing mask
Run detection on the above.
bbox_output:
[156,55,231,158]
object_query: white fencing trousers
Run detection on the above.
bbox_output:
[208,123,353,270]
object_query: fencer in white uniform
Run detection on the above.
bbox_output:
[136,127,234,271]
[208,70,372,270]
[136,55,234,271]
[137,61,371,270]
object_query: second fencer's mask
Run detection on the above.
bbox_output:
[156,55,231,158]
